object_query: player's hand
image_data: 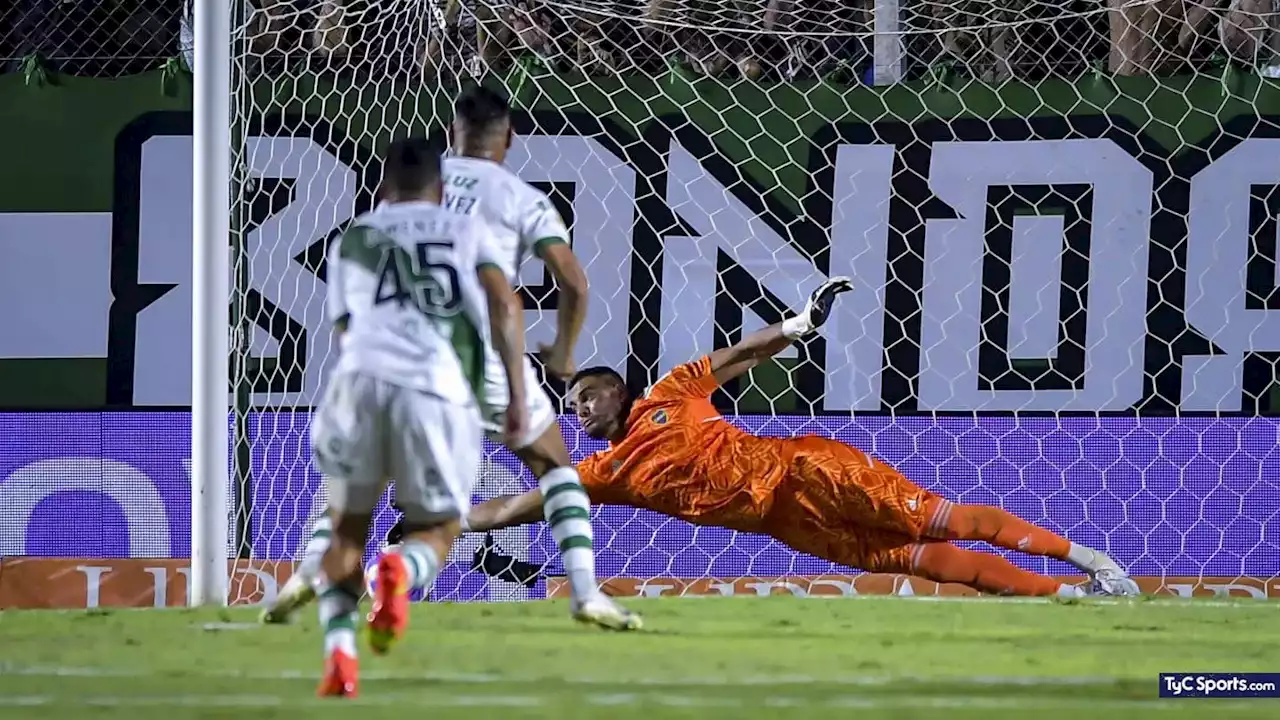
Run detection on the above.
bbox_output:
[805,276,853,328]
[504,398,529,447]
[537,343,576,381]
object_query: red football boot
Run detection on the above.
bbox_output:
[316,650,358,698]
[367,552,409,655]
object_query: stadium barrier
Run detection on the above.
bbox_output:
[1,557,1275,609]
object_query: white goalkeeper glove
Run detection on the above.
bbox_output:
[781,276,853,339]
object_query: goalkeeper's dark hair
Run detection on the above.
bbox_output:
[569,366,637,418]
[454,85,511,133]
[382,136,442,194]
[569,366,627,393]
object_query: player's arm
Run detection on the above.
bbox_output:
[328,232,355,339]
[707,276,852,385]
[523,195,584,379]
[465,488,546,531]
[473,222,529,437]
[539,242,588,375]
[478,265,527,427]
[465,457,615,532]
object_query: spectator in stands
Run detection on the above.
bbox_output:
[1107,0,1180,76]
[643,0,793,79]
[927,0,1017,81]
[1220,0,1280,74]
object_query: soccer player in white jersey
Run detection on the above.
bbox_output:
[264,87,639,630]
[438,85,639,629]
[309,138,528,698]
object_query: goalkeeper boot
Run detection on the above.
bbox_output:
[572,592,643,631]
[1089,568,1141,597]
[1084,551,1141,597]
[316,649,358,698]
[260,571,316,625]
[367,552,410,655]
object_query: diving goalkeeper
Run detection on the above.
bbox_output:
[462,277,1140,598]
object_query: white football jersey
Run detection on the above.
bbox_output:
[326,200,499,406]
[441,155,570,284]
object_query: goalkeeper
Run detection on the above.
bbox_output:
[459,277,1141,598]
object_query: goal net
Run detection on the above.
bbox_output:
[207,0,1280,604]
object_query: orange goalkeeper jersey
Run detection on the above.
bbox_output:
[576,356,791,534]
[577,356,938,573]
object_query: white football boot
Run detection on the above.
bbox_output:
[260,570,316,624]
[571,593,643,631]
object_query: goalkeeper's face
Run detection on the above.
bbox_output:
[569,376,628,440]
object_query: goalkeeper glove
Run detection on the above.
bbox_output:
[781,276,853,339]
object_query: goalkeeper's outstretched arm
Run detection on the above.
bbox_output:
[465,489,546,532]
[706,276,852,385]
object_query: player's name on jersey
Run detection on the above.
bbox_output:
[0,558,1274,608]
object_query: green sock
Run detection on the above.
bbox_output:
[317,583,358,657]
[540,466,597,599]
[393,541,441,591]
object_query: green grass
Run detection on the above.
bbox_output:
[1,596,1278,718]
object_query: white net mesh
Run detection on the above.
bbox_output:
[5,1,1278,603]
[224,0,1280,603]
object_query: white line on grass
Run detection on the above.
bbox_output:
[0,692,1264,711]
[0,663,1123,688]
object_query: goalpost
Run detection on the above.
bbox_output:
[190,0,232,607]
[188,1,1280,606]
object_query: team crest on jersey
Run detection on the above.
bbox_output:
[611,459,622,474]
[650,409,669,426]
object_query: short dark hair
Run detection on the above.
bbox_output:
[568,366,627,392]
[383,137,441,195]
[454,85,511,132]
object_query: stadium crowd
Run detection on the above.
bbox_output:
[3,1,1279,82]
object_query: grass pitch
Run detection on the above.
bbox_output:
[1,596,1277,719]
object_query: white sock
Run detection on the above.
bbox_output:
[391,540,441,592]
[539,466,598,600]
[316,578,359,657]
[297,516,333,586]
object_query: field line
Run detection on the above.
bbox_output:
[0,692,1261,711]
[0,663,1121,687]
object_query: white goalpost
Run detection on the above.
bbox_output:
[190,0,233,607]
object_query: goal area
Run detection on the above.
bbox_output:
[177,0,1280,606]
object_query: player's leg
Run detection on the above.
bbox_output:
[920,498,1139,596]
[791,437,1138,597]
[908,541,1086,597]
[774,520,1084,598]
[316,506,377,697]
[365,389,484,654]
[488,365,639,630]
[513,421,640,630]
[261,493,329,624]
[308,372,391,698]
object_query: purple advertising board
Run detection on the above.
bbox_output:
[1,412,1278,600]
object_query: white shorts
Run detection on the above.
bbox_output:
[481,356,557,450]
[311,371,482,525]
